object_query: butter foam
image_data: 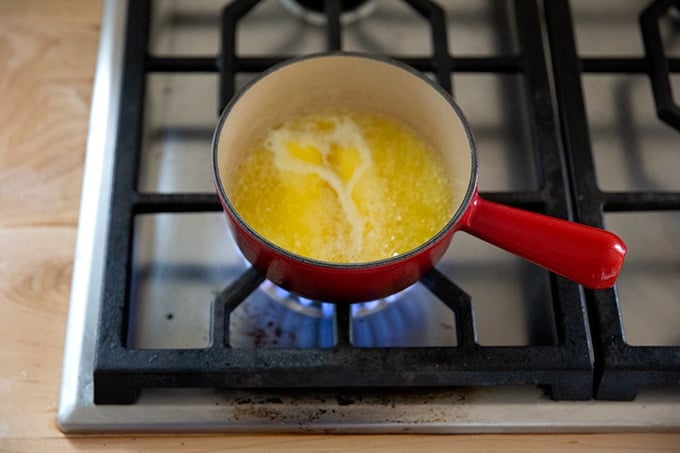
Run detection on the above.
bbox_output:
[228,111,455,263]
[267,115,372,251]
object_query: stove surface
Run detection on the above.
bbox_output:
[58,0,680,432]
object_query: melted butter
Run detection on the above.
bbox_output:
[228,111,455,263]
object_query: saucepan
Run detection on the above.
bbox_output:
[212,53,626,303]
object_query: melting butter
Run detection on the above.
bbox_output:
[228,111,455,263]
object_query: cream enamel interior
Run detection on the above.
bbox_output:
[216,54,475,251]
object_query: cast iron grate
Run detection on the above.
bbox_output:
[545,0,680,400]
[94,0,595,404]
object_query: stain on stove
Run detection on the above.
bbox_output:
[235,396,284,405]
[335,393,355,406]
[246,325,297,346]
[309,408,328,422]
[246,329,267,347]
[223,387,485,426]
[232,405,285,422]
[439,321,454,330]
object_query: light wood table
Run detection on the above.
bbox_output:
[1,0,678,450]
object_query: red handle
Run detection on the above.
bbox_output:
[460,195,627,289]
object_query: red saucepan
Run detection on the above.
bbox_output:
[212,53,626,303]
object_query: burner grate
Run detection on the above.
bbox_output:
[95,0,602,404]
[545,0,680,400]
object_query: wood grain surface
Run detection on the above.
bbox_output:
[0,0,679,451]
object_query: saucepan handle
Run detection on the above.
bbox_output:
[460,195,627,289]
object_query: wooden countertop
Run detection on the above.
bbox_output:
[0,0,678,451]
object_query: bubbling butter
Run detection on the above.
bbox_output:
[227,111,455,263]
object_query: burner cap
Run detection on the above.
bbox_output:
[280,0,378,25]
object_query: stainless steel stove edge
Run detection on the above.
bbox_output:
[57,0,127,433]
[59,385,680,433]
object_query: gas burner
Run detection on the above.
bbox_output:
[229,281,336,348]
[229,280,423,348]
[279,0,377,25]
[261,279,406,318]
[260,280,336,318]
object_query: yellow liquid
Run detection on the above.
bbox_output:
[228,111,455,263]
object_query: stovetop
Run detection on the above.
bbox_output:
[58,0,680,432]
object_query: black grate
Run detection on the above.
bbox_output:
[545,0,680,400]
[93,0,675,404]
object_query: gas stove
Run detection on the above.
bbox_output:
[58,0,680,432]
